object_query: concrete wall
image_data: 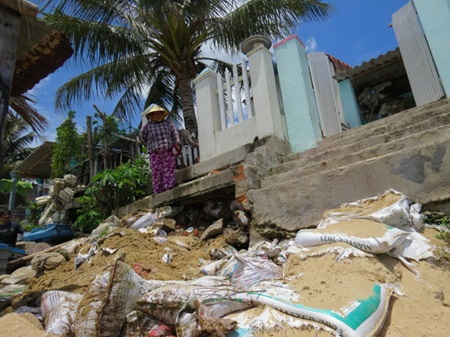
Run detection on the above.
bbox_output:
[338,79,362,128]
[273,35,322,152]
[413,0,450,98]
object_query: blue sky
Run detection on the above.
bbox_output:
[29,0,409,145]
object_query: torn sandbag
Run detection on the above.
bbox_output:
[200,250,283,289]
[122,310,175,337]
[318,189,421,230]
[389,229,434,262]
[224,305,338,337]
[90,215,123,238]
[73,256,147,337]
[130,207,173,229]
[228,283,394,337]
[41,290,82,336]
[136,276,252,326]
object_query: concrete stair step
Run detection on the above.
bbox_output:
[262,123,450,187]
[316,98,450,149]
[249,133,450,233]
[281,98,450,166]
[268,112,450,180]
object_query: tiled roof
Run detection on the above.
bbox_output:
[326,54,352,73]
[2,0,74,97]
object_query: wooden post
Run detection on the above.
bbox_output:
[0,7,21,169]
[93,105,109,170]
[86,115,95,180]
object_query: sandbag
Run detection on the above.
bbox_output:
[0,284,28,309]
[318,189,419,229]
[31,252,67,272]
[136,276,251,325]
[207,252,282,290]
[229,283,393,337]
[73,256,146,337]
[41,290,82,336]
[8,266,36,284]
[295,218,409,254]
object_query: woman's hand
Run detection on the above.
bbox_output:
[173,143,182,155]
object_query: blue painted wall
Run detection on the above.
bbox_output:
[413,0,450,97]
[274,35,322,153]
[338,79,362,128]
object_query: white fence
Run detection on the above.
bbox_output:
[217,61,254,130]
[194,41,286,162]
[177,145,199,168]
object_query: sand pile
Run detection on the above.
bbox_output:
[19,227,233,297]
[0,190,449,337]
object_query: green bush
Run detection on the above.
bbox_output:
[422,212,450,246]
[26,201,43,226]
[73,158,150,233]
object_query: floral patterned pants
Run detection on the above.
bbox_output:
[150,150,177,194]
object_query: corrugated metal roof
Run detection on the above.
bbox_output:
[333,48,409,97]
[14,141,54,178]
[334,48,403,82]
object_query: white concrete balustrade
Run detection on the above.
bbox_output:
[194,40,287,162]
[194,0,450,164]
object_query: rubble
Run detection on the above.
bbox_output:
[0,190,448,336]
[35,175,86,226]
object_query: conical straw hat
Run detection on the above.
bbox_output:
[140,104,169,118]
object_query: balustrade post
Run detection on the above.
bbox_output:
[242,36,285,140]
[193,68,221,161]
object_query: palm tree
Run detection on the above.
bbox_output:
[1,115,39,178]
[0,94,48,178]
[40,0,332,136]
[9,94,48,134]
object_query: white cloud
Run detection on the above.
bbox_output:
[201,40,243,65]
[28,75,52,96]
[304,36,318,52]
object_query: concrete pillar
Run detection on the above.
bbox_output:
[273,35,322,153]
[338,79,362,128]
[413,0,450,98]
[193,68,221,161]
[244,38,285,140]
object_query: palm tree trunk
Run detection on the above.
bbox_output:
[178,76,198,137]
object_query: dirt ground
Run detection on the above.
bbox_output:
[1,206,450,336]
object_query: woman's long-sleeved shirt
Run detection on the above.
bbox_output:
[139,120,180,154]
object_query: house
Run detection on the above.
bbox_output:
[0,0,73,210]
[0,0,73,147]
[118,0,450,228]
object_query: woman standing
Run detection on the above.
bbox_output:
[139,105,181,194]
